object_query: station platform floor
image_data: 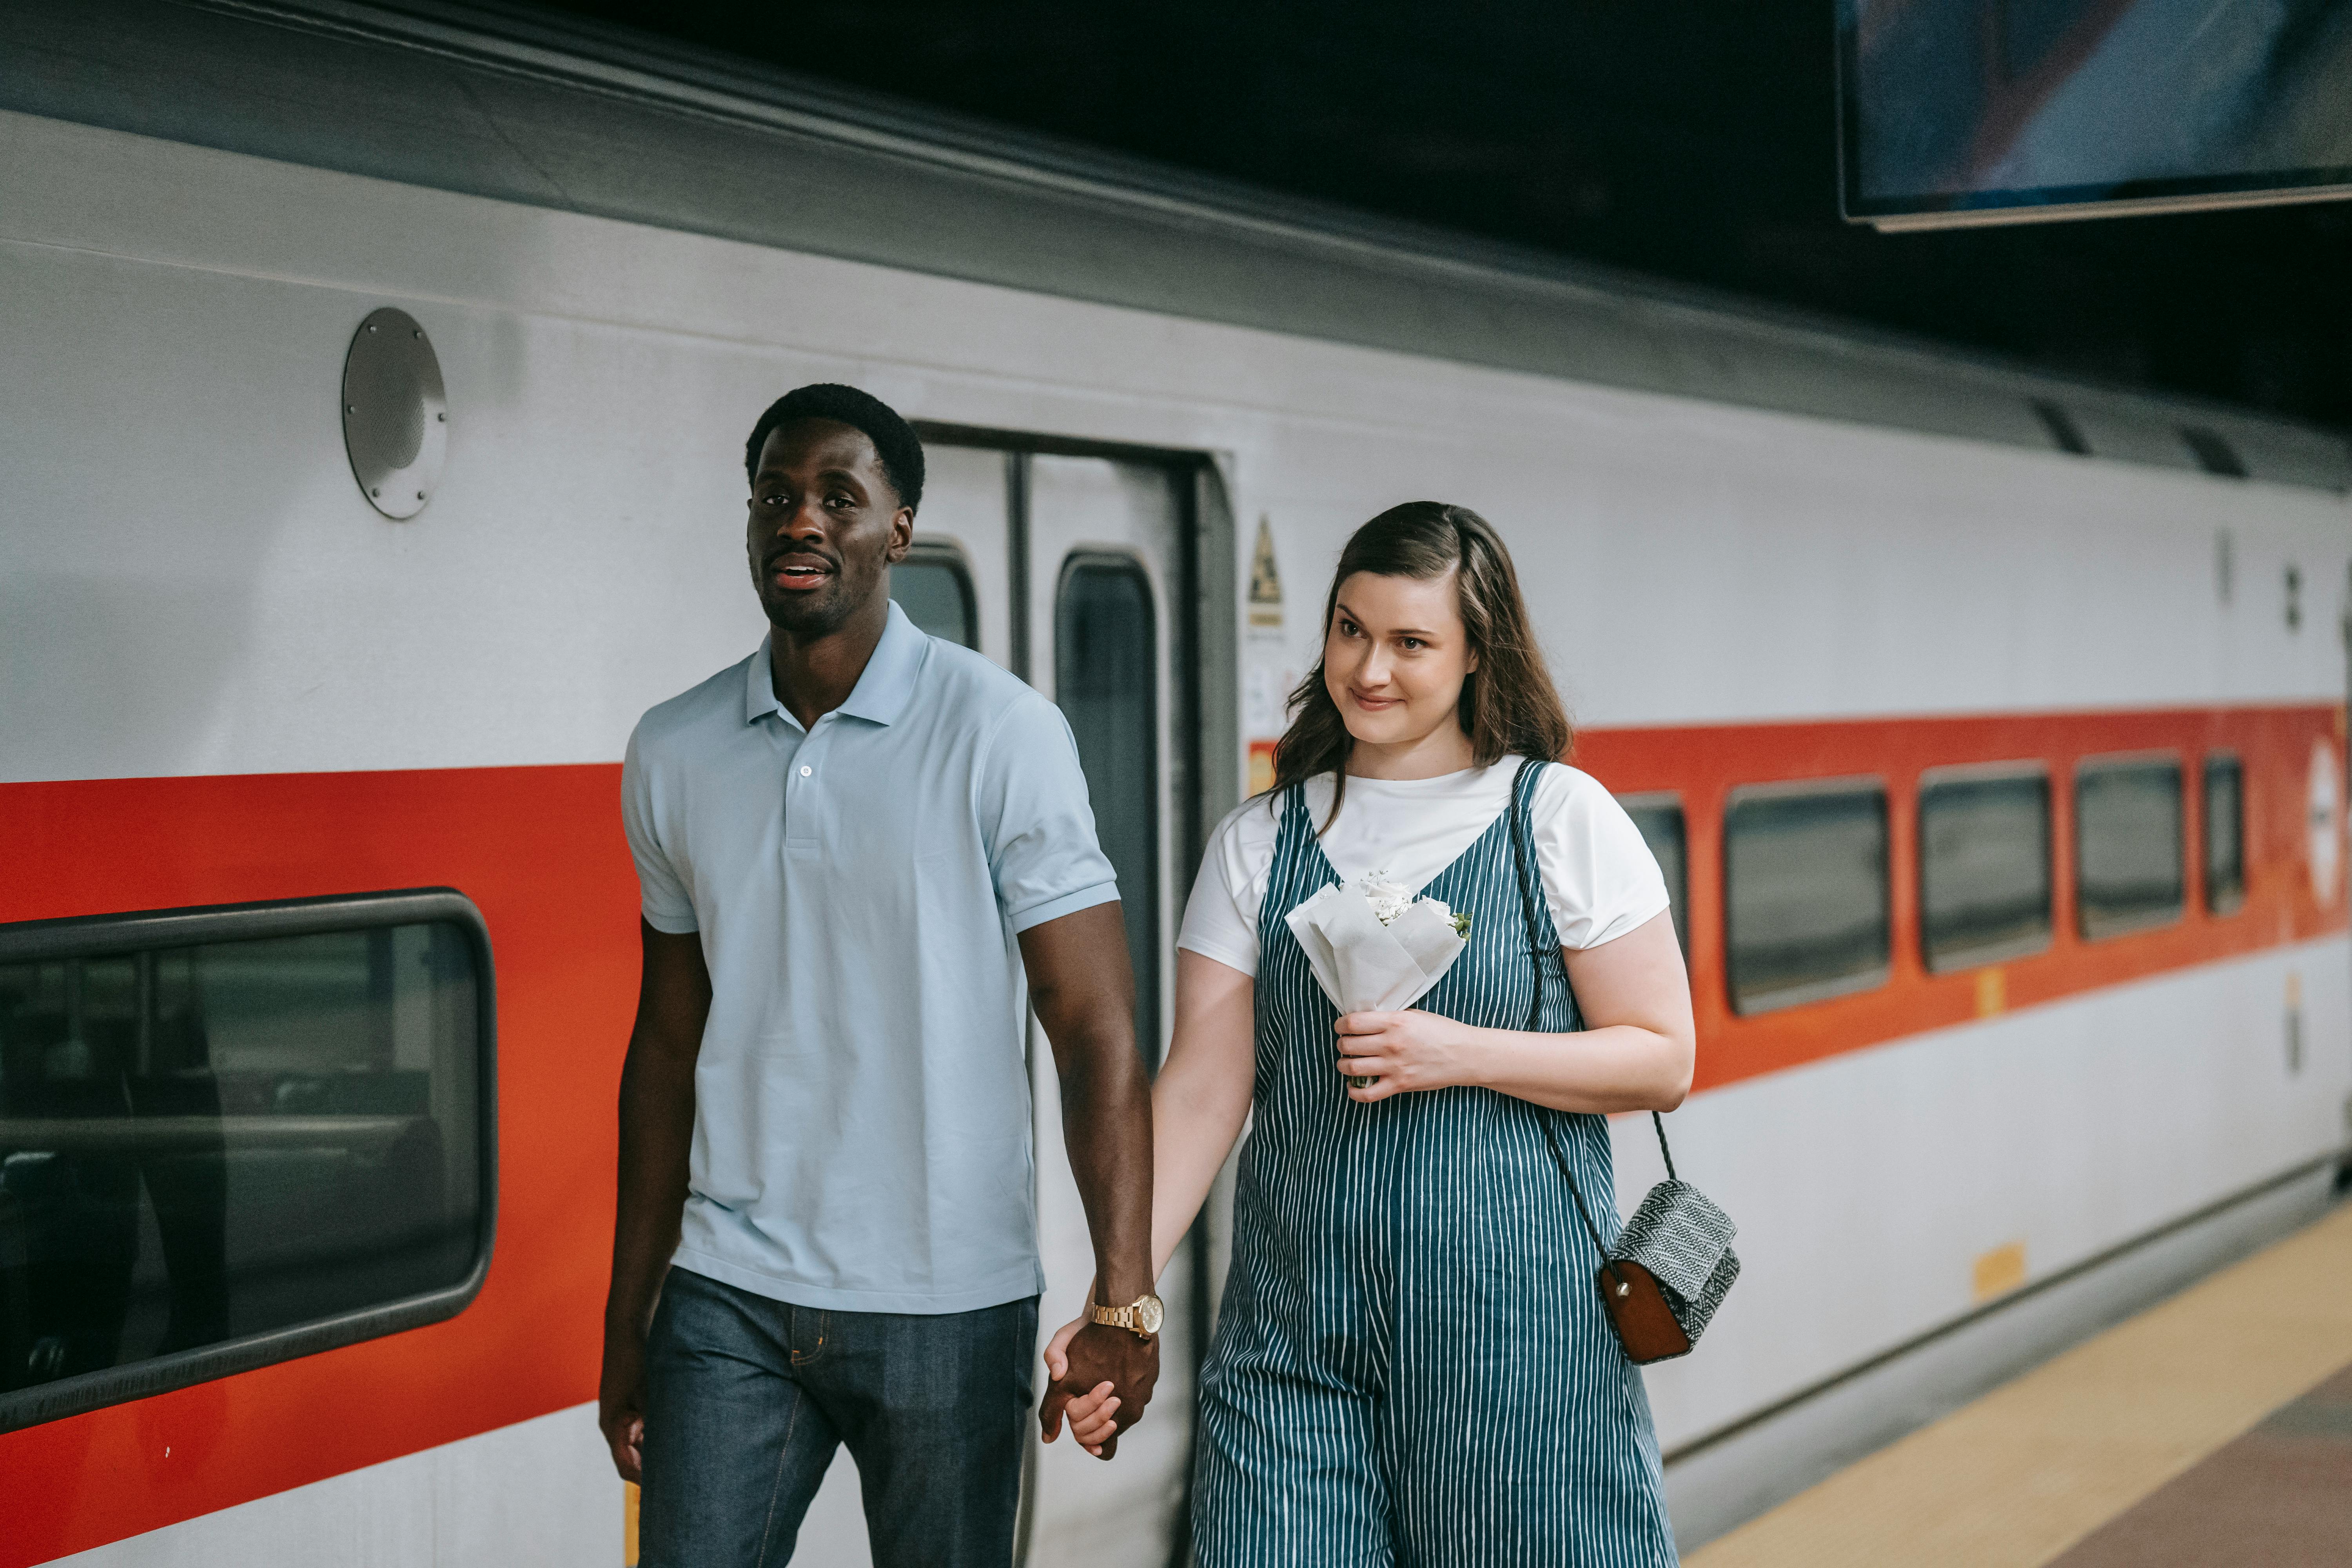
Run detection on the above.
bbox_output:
[1689,1198,2352,1566]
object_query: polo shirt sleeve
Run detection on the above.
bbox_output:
[978,693,1120,933]
[622,725,700,935]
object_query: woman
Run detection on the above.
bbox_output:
[1047,502,1693,1565]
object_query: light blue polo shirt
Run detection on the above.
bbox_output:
[621,602,1118,1314]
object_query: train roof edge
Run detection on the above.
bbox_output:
[5,0,2347,492]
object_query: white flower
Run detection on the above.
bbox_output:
[1360,871,1414,927]
[1358,872,1472,938]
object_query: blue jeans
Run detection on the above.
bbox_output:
[641,1266,1038,1568]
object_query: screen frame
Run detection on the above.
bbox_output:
[1835,0,2352,231]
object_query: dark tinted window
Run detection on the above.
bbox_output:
[2076,758,2185,939]
[890,548,978,649]
[1617,794,1688,954]
[0,897,488,1428]
[1919,768,2051,972]
[1724,781,1890,1014]
[2205,754,2245,914]
[1055,558,1159,1067]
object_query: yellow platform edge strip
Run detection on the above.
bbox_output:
[1688,1200,2352,1568]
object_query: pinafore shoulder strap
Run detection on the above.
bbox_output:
[1506,757,1677,1273]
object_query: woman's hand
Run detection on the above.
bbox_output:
[1334,1008,1481,1101]
[1040,1314,1121,1457]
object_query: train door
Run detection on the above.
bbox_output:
[784,440,1209,1567]
[1018,452,1196,1566]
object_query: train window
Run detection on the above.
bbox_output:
[0,891,492,1432]
[1055,555,1160,1068]
[1724,779,1890,1014]
[2205,754,2245,915]
[1918,765,2052,973]
[890,544,979,649]
[1616,793,1688,955]
[2076,757,2185,940]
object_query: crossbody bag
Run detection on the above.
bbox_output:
[1508,757,1739,1365]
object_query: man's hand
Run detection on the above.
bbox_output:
[600,924,709,1485]
[1040,1309,1120,1455]
[1040,1319,1159,1459]
[598,1327,648,1483]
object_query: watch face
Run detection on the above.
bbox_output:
[1139,1295,1164,1335]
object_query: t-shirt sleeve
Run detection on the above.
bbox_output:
[978,693,1121,933]
[1175,796,1281,975]
[1531,764,1671,950]
[622,725,699,935]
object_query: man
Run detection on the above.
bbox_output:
[599,383,1160,1567]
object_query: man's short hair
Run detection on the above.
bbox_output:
[742,383,926,513]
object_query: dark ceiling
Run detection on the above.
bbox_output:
[539,0,2352,431]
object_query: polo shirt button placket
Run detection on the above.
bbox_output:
[785,721,824,845]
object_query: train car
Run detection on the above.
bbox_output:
[3,2,2348,1563]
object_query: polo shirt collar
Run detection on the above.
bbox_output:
[743,600,929,729]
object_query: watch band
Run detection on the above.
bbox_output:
[1089,1293,1163,1339]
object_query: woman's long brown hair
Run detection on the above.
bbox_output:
[1270,501,1573,830]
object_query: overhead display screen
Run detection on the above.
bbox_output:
[1839,0,2352,229]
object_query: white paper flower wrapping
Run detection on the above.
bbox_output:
[1286,874,1471,1086]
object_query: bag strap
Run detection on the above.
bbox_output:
[1507,758,1678,1180]
[1506,759,1677,1282]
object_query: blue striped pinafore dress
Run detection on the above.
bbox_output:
[1191,761,1677,1567]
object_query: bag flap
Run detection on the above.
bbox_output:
[1614,1180,1737,1305]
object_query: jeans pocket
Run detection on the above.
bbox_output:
[788,1307,830,1368]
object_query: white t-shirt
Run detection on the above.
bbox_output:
[1176,757,1671,977]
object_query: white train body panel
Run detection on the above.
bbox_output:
[53,1405,618,1568]
[1629,937,2352,1439]
[9,110,2346,793]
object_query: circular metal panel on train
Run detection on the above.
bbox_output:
[342,307,446,519]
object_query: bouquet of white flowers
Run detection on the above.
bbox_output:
[1285,872,1474,1088]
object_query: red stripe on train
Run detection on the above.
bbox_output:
[0,767,636,1566]
[1575,702,2349,1093]
[0,701,2342,1558]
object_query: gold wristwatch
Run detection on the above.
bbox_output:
[1089,1292,1164,1340]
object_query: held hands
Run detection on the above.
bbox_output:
[1040,1316,1159,1459]
[1335,1008,1479,1102]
